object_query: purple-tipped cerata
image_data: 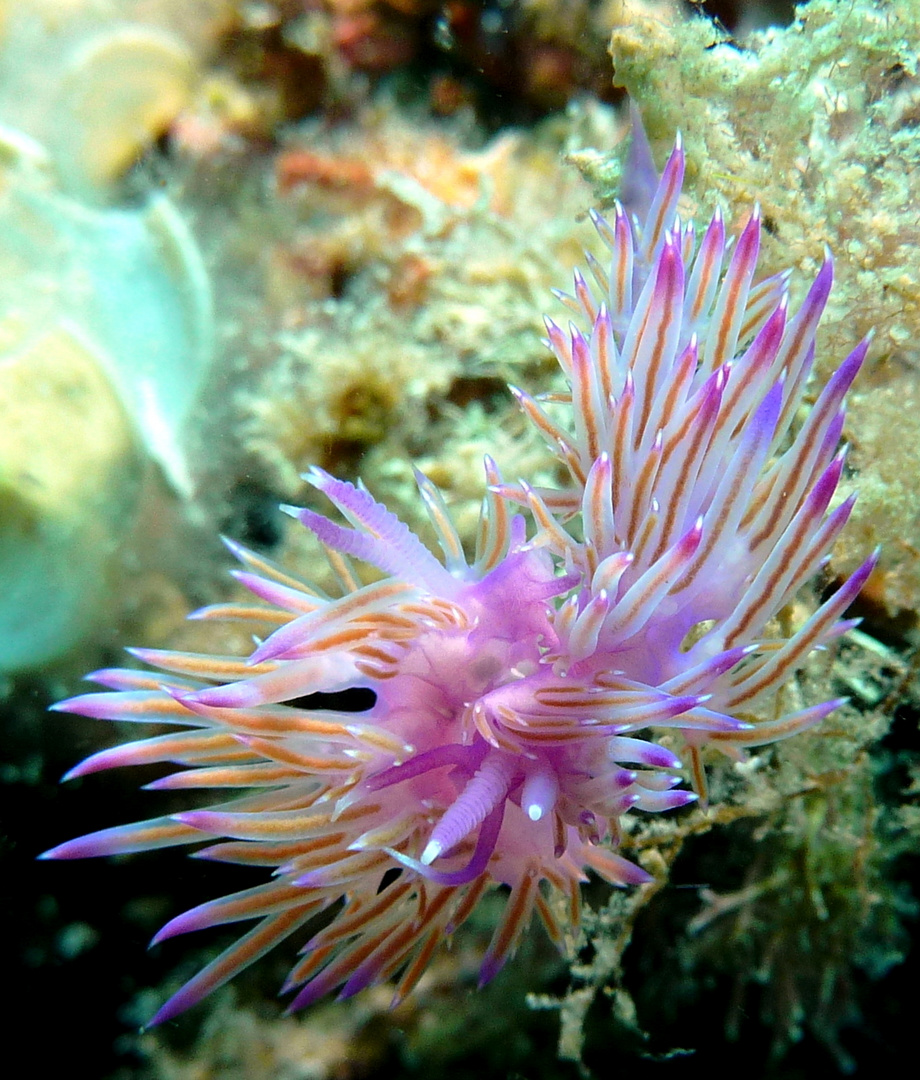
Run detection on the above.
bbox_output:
[42,121,875,1024]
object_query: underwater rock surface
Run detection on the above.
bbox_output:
[2,2,917,1079]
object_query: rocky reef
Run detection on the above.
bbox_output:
[2,2,917,1078]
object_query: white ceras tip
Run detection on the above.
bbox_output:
[420,839,443,866]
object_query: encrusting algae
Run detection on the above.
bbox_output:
[581,0,920,623]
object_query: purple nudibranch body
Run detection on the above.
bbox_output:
[43,127,875,1023]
